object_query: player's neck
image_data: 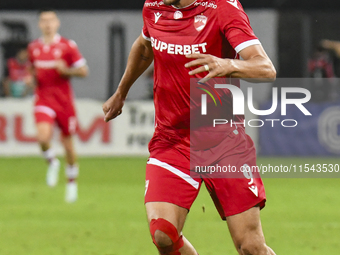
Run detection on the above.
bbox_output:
[173,0,196,8]
[42,33,57,44]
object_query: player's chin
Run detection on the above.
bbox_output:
[163,0,180,6]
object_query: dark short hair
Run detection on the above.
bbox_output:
[38,8,57,16]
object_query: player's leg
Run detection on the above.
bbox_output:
[204,177,275,255]
[35,110,60,187]
[145,159,201,255]
[57,112,78,203]
[36,122,53,152]
[146,202,198,255]
[227,206,276,255]
[201,127,276,255]
[60,134,77,166]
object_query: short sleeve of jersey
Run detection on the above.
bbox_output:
[142,24,151,41]
[67,40,86,68]
[142,7,151,41]
[217,0,260,53]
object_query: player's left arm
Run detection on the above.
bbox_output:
[55,40,89,78]
[55,60,88,78]
[185,44,276,82]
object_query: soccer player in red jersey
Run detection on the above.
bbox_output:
[103,0,277,254]
[28,9,88,203]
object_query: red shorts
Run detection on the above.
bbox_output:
[34,105,77,136]
[145,127,266,220]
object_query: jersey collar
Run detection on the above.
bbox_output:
[171,0,198,9]
[39,33,61,45]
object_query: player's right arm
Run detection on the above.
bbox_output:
[27,44,37,88]
[103,34,153,122]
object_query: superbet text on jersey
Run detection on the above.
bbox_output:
[142,0,260,135]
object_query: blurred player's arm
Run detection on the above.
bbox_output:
[103,34,154,122]
[321,39,340,58]
[2,77,11,97]
[26,65,37,89]
[185,44,276,82]
[55,60,88,78]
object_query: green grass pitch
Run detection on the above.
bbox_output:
[0,157,339,254]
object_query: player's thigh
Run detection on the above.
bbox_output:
[203,127,266,219]
[34,109,55,142]
[36,121,54,143]
[145,159,201,232]
[226,206,267,251]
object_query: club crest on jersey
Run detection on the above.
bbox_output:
[194,15,208,32]
[53,48,62,58]
[174,11,183,20]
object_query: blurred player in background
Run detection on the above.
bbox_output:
[2,46,34,97]
[28,9,88,203]
[308,45,336,102]
[103,0,276,254]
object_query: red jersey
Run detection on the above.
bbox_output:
[28,34,86,109]
[7,58,31,81]
[143,0,260,148]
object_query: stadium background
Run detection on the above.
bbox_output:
[0,0,339,254]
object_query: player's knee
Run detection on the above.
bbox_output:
[239,240,268,255]
[149,218,184,254]
[37,129,52,145]
[37,135,50,148]
[153,229,173,247]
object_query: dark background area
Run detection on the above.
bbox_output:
[1,0,340,10]
[278,11,340,77]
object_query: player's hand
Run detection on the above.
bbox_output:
[55,59,69,76]
[185,53,234,82]
[102,92,125,122]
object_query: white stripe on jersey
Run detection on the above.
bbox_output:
[35,105,56,118]
[72,58,87,68]
[147,158,200,189]
[142,30,151,41]
[235,39,261,53]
